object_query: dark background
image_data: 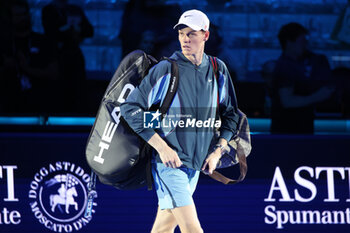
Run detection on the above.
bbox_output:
[12,0,350,118]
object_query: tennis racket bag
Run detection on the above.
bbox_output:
[85,50,178,190]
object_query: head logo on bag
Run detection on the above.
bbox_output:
[93,120,118,164]
[93,83,136,165]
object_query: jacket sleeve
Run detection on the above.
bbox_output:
[120,61,171,142]
[217,59,240,142]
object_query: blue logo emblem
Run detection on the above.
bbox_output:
[28,162,96,232]
[144,110,162,128]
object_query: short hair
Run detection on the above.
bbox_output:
[278,22,308,50]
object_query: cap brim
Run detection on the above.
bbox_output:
[173,23,203,31]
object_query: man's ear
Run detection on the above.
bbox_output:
[204,31,210,41]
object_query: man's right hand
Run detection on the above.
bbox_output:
[158,145,183,168]
[147,133,183,168]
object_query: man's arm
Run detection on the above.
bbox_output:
[217,60,240,142]
[279,86,334,108]
[120,62,182,168]
[277,54,334,108]
[202,59,239,174]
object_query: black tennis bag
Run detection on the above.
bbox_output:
[85,50,178,191]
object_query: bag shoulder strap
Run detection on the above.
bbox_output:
[209,56,220,108]
[145,57,179,190]
[159,58,179,117]
[208,56,248,185]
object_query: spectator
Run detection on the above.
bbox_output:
[0,0,59,114]
[206,23,238,82]
[138,30,157,55]
[271,22,335,134]
[261,60,276,117]
[119,0,181,59]
[41,0,94,114]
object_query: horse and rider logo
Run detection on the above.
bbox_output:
[48,174,79,214]
[28,162,96,232]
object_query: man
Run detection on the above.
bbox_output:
[41,0,94,113]
[121,9,239,233]
[271,22,334,134]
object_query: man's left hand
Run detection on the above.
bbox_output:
[201,149,221,175]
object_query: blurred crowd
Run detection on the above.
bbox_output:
[0,0,349,134]
[0,0,93,116]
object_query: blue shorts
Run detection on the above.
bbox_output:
[152,162,200,210]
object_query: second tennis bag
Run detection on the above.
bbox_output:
[85,50,178,190]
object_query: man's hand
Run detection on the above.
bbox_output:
[147,133,183,168]
[201,148,221,175]
[314,86,335,102]
[158,145,183,168]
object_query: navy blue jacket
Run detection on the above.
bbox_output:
[120,51,239,170]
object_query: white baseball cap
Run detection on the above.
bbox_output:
[173,9,210,31]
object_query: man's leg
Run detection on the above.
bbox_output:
[151,206,178,233]
[171,204,203,233]
[151,163,201,232]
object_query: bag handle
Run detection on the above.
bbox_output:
[209,147,247,184]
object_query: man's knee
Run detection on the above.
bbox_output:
[151,208,177,233]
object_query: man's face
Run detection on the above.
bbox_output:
[287,34,308,58]
[178,27,208,56]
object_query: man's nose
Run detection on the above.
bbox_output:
[183,35,190,42]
